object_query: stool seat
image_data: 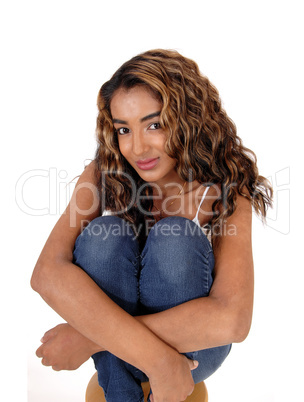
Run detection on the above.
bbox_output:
[85,372,208,401]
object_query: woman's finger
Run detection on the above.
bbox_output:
[35,345,43,358]
[41,327,56,343]
[41,357,50,367]
[188,359,199,371]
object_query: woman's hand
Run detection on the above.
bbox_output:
[148,354,198,402]
[36,323,103,371]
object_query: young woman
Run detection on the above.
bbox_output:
[32,49,272,402]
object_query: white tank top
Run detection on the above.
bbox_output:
[102,185,212,245]
[192,186,211,245]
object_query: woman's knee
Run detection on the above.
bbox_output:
[74,216,138,263]
[73,216,140,313]
[142,216,214,277]
[72,215,140,287]
[144,216,212,254]
[140,217,215,312]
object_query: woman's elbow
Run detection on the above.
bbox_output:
[231,309,252,343]
[31,260,46,293]
[31,259,55,298]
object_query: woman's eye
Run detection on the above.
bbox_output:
[149,122,161,130]
[116,127,130,135]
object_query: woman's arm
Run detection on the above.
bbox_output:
[31,161,196,400]
[137,193,254,352]
[36,190,253,371]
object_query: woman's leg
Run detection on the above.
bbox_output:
[139,216,231,385]
[73,216,147,402]
[73,215,140,315]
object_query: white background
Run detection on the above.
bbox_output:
[1,0,303,401]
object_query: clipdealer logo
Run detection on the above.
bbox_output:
[15,166,291,235]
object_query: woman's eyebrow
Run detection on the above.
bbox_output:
[112,111,161,125]
[140,111,161,122]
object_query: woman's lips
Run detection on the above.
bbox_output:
[136,158,159,170]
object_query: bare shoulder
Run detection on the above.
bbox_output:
[214,191,252,250]
[78,160,99,182]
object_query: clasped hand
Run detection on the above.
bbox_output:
[36,323,101,371]
[36,323,198,401]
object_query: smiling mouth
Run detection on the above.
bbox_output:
[136,158,159,170]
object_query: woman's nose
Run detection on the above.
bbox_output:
[132,132,149,156]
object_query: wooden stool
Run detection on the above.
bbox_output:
[85,372,208,401]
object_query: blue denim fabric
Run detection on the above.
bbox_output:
[73,216,231,402]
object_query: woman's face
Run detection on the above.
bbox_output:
[110,86,178,185]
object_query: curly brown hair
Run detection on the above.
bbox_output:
[94,49,272,238]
